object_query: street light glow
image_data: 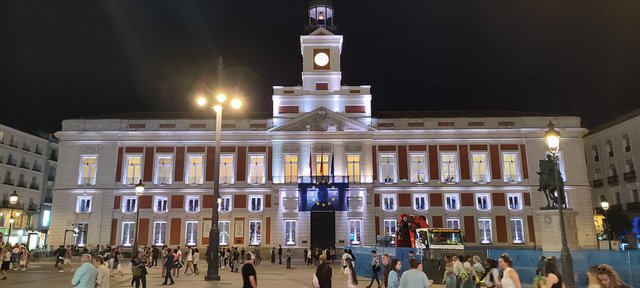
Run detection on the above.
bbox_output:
[213,104,222,113]
[196,96,208,107]
[216,93,227,103]
[135,179,145,195]
[230,98,242,109]
[601,201,610,211]
[544,121,561,155]
[9,190,18,204]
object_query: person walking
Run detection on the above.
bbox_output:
[92,255,110,288]
[19,246,29,271]
[131,251,148,288]
[270,247,276,264]
[595,264,628,288]
[232,248,240,273]
[343,257,358,288]
[162,248,175,285]
[71,254,98,288]
[242,253,258,288]
[111,246,123,276]
[1,246,11,280]
[452,255,463,285]
[443,256,457,288]
[192,248,200,275]
[387,259,402,288]
[472,255,485,287]
[399,258,431,288]
[497,254,521,288]
[151,246,160,268]
[64,245,74,271]
[55,245,66,272]
[461,255,477,288]
[316,254,332,288]
[184,247,194,275]
[482,258,499,288]
[536,256,547,276]
[241,247,246,264]
[11,244,20,270]
[161,247,168,278]
[278,245,283,265]
[286,249,292,269]
[542,259,562,288]
[366,250,381,288]
[172,248,182,278]
[341,249,352,271]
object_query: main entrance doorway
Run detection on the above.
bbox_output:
[310,210,335,249]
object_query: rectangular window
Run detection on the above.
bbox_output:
[471,153,490,183]
[124,155,142,185]
[249,195,263,212]
[511,218,525,244]
[219,221,230,246]
[475,193,491,211]
[413,194,428,211]
[382,194,396,211]
[76,196,92,213]
[440,153,458,183]
[379,154,397,183]
[284,220,296,245]
[155,154,173,185]
[631,189,639,203]
[78,155,98,185]
[410,154,427,183]
[219,155,235,184]
[122,196,137,213]
[349,219,362,245]
[507,193,523,211]
[502,153,521,183]
[121,222,135,246]
[625,159,635,173]
[249,220,262,245]
[185,221,198,246]
[185,155,204,185]
[445,193,459,211]
[315,154,330,176]
[153,221,167,246]
[595,168,603,179]
[75,223,88,246]
[383,219,397,244]
[615,191,622,205]
[606,140,614,157]
[283,154,298,183]
[248,155,265,184]
[623,134,632,152]
[478,219,492,244]
[186,196,200,213]
[446,218,460,229]
[218,196,232,212]
[609,164,618,176]
[592,145,600,162]
[346,154,362,183]
[154,196,168,213]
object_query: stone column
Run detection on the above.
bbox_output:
[534,209,580,251]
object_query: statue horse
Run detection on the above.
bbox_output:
[537,155,565,208]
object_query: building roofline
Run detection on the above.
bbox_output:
[585,107,640,137]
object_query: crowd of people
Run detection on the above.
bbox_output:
[0,242,30,280]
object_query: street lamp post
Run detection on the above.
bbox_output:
[197,88,242,281]
[6,190,19,244]
[132,180,145,256]
[544,121,576,288]
[600,200,612,250]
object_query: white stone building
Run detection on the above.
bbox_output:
[584,108,640,238]
[49,1,597,252]
[0,124,58,248]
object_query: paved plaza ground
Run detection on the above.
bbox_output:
[1,258,445,288]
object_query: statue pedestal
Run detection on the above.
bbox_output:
[534,209,580,251]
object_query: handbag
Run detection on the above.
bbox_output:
[132,267,142,277]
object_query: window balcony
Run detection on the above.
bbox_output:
[47,175,55,182]
[20,162,30,169]
[32,164,42,172]
[80,177,95,186]
[155,177,171,186]
[274,175,364,184]
[3,178,14,186]
[44,196,53,203]
[27,203,39,211]
[0,200,24,210]
[22,145,31,152]
[6,158,17,166]
[505,176,520,183]
[248,176,265,185]
[627,202,640,211]
[9,141,18,148]
[382,176,395,184]
[219,176,234,185]
[185,177,203,186]
[124,177,141,186]
[592,179,604,188]
[623,171,636,183]
[607,175,619,186]
[625,146,631,153]
[29,183,40,190]
[17,181,27,188]
[442,176,456,184]
[474,175,488,184]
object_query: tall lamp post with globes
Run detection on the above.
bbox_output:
[544,121,576,288]
[132,180,145,256]
[6,190,19,244]
[197,88,242,281]
[600,200,612,250]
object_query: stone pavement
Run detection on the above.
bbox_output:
[1,258,445,287]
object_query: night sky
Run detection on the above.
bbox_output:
[2,1,640,133]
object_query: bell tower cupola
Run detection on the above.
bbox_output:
[307,0,337,33]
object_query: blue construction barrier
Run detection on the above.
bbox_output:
[346,246,425,280]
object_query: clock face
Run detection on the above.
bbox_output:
[314,52,329,67]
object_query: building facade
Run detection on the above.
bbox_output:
[584,108,640,238]
[50,2,597,251]
[0,124,58,248]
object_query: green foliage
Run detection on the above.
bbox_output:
[603,208,633,240]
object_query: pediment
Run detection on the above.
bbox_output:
[269,108,375,132]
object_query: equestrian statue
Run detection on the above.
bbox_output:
[537,154,566,208]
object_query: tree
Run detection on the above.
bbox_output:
[603,208,633,241]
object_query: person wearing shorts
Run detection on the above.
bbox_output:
[2,247,11,280]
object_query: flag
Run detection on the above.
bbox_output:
[309,150,313,177]
[330,149,335,177]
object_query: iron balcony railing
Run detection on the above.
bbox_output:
[156,177,171,186]
[186,177,203,186]
[27,203,39,211]
[124,177,142,186]
[20,161,30,169]
[17,180,27,188]
[219,176,234,185]
[607,175,619,186]
[0,200,24,210]
[623,171,636,183]
[3,178,15,185]
[592,179,604,188]
[248,176,265,185]
[273,175,369,184]
[80,177,95,186]
[6,158,17,166]
[29,183,40,190]
[627,202,640,210]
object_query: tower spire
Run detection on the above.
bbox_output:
[307,0,336,33]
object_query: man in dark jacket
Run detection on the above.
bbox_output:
[316,254,332,288]
[162,248,175,285]
[152,246,160,267]
[278,245,283,264]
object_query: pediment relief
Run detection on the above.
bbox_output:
[269,108,375,132]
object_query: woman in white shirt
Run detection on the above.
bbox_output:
[498,254,521,288]
[343,258,358,288]
[192,248,200,275]
[92,255,110,288]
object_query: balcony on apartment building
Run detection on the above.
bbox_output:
[623,171,636,183]
[627,202,640,211]
[607,175,619,186]
[592,178,604,188]
[273,175,367,185]
[0,199,24,210]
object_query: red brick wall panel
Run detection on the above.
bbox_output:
[267,146,273,181]
[492,193,505,207]
[374,194,380,207]
[170,218,181,245]
[175,147,185,182]
[432,216,443,228]
[205,147,215,181]
[496,216,508,243]
[234,195,247,209]
[520,144,529,179]
[527,216,535,243]
[266,194,272,208]
[171,195,184,209]
[439,145,457,151]
[398,193,411,207]
[469,145,487,151]
[464,216,476,243]
[429,145,439,180]
[408,145,427,151]
[266,217,271,245]
[490,145,501,180]
[524,193,531,206]
[143,147,154,182]
[459,145,470,180]
[430,193,443,207]
[115,147,123,182]
[375,216,380,237]
[138,218,149,245]
[372,146,378,181]
[398,145,408,180]
[203,195,215,209]
[114,195,121,210]
[139,195,152,209]
[461,193,474,206]
[110,219,118,245]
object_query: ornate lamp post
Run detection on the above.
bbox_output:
[544,121,576,288]
[6,190,19,244]
[132,180,145,256]
[600,200,612,250]
[196,84,242,281]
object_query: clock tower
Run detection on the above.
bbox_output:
[272,0,372,124]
